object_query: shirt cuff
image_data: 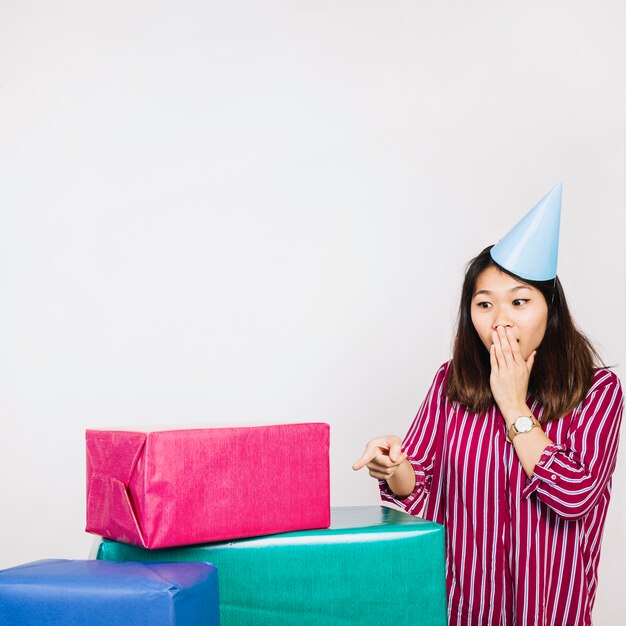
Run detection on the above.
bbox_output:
[521,442,567,500]
[379,458,427,510]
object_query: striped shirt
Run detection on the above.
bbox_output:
[380,361,623,626]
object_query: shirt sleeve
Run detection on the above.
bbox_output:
[521,371,624,520]
[380,362,449,515]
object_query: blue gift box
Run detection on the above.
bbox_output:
[0,559,219,625]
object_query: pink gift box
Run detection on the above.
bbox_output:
[86,423,330,549]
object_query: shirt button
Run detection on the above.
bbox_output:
[551,474,557,481]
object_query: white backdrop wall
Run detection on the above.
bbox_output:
[1,1,624,622]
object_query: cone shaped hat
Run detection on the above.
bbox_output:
[490,183,562,281]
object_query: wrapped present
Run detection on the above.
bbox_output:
[86,423,330,548]
[97,506,447,626]
[0,559,218,626]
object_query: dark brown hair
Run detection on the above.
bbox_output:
[446,246,603,422]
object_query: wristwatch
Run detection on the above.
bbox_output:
[507,415,540,443]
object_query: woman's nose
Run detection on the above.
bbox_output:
[492,318,513,330]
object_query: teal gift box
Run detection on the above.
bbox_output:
[97,506,447,626]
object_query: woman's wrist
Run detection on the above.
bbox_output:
[386,458,417,498]
[500,404,535,428]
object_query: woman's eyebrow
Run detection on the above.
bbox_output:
[473,285,533,298]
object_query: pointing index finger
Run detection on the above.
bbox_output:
[352,443,381,471]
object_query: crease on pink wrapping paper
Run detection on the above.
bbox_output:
[86,431,147,547]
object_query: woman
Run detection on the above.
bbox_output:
[353,187,623,626]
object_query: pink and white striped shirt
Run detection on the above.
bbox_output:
[380,361,623,626]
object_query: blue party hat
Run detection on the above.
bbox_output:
[490,183,562,281]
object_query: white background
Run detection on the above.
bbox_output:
[1,1,624,622]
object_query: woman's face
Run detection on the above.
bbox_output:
[470,265,549,360]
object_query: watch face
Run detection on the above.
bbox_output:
[515,416,534,433]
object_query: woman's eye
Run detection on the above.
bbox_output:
[513,299,529,306]
[476,302,492,309]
